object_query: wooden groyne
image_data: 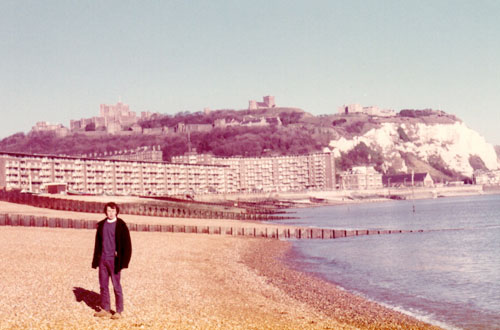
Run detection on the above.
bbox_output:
[0,189,290,221]
[0,212,424,240]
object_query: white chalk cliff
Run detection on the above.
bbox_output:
[328,121,499,177]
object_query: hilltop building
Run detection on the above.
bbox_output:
[213,118,240,128]
[248,95,276,110]
[70,100,146,134]
[213,116,281,129]
[338,104,395,117]
[99,101,137,127]
[70,116,106,131]
[31,122,69,137]
[240,116,282,127]
[174,123,213,133]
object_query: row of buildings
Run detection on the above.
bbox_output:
[80,146,164,162]
[31,101,157,137]
[0,151,336,196]
[140,116,283,136]
[31,121,70,137]
[339,166,435,190]
[0,147,444,197]
[31,96,283,137]
[474,170,500,185]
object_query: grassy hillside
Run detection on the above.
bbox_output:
[0,107,483,182]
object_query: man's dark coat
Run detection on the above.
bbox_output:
[92,218,132,274]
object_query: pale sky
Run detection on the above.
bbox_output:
[1,0,499,144]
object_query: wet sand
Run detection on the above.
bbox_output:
[243,240,442,330]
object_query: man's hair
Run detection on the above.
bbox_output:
[104,202,120,215]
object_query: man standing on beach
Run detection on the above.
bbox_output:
[92,202,132,319]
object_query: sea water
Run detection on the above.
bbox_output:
[278,194,500,329]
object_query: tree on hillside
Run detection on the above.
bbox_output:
[338,142,383,171]
[162,135,188,161]
[85,122,96,131]
[345,121,365,134]
[279,111,303,126]
[0,132,26,151]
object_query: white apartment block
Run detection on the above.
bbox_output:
[172,152,336,192]
[340,166,383,190]
[0,152,234,196]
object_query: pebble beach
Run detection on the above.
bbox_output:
[0,203,442,329]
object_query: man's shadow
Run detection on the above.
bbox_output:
[73,287,100,311]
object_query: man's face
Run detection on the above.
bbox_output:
[106,206,117,219]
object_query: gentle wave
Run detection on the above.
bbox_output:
[281,194,500,329]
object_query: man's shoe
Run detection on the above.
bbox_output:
[94,310,111,318]
[111,313,122,320]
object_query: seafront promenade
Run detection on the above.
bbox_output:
[197,184,488,207]
[0,197,443,329]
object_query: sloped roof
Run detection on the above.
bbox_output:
[382,173,431,184]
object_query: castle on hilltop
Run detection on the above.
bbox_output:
[248,95,276,110]
[31,121,70,137]
[69,101,158,134]
[99,102,138,127]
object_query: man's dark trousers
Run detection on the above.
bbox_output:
[99,258,123,313]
